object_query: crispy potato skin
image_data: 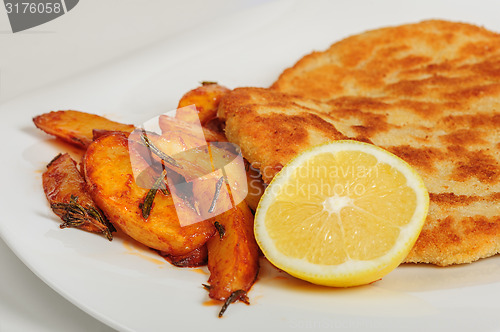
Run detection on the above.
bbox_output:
[203,118,226,141]
[42,153,112,238]
[206,202,260,301]
[159,245,208,268]
[92,129,130,141]
[177,84,230,125]
[159,114,227,143]
[245,164,266,211]
[83,133,215,256]
[33,110,134,148]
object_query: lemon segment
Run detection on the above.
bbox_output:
[254,141,429,287]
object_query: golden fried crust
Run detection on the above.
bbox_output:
[272,20,500,102]
[219,88,348,183]
[218,20,500,265]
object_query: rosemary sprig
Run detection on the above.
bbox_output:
[218,290,249,318]
[214,221,225,239]
[138,131,182,169]
[201,284,248,317]
[47,153,63,169]
[174,186,200,215]
[140,169,168,220]
[208,176,224,213]
[86,205,116,234]
[50,195,114,241]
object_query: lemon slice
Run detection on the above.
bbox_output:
[254,141,429,287]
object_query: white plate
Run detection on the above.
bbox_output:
[1,0,500,331]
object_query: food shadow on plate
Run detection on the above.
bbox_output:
[22,130,85,171]
[378,257,500,292]
[253,257,435,318]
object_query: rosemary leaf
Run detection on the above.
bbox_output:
[208,177,224,213]
[214,221,225,239]
[141,169,168,220]
[139,132,182,169]
[218,290,248,318]
[176,186,200,215]
[50,195,113,241]
[85,205,115,240]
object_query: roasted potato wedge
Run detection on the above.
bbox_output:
[83,133,215,255]
[92,129,131,141]
[177,83,230,125]
[42,153,114,240]
[203,117,226,140]
[206,201,260,301]
[159,114,227,143]
[134,130,249,216]
[159,114,262,210]
[33,110,135,149]
[159,245,208,268]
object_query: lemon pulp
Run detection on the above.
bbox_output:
[254,141,429,287]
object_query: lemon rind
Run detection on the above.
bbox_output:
[254,140,429,287]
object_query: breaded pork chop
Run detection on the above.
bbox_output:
[218,20,500,266]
